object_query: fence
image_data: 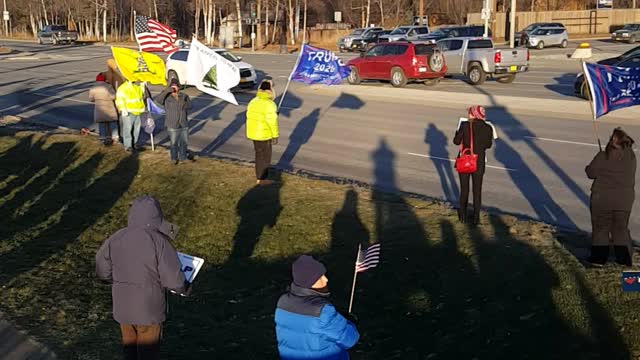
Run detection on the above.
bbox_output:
[467,9,640,39]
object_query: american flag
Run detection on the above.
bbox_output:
[355,243,381,273]
[134,16,178,53]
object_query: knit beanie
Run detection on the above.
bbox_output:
[292,255,327,288]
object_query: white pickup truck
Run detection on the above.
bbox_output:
[436,37,529,85]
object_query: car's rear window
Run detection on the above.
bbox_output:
[414,44,436,55]
[170,51,189,61]
[51,26,67,31]
[468,40,493,49]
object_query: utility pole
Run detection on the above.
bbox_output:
[482,0,490,38]
[419,0,424,25]
[509,0,516,48]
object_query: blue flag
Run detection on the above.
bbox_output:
[290,44,350,85]
[146,97,165,115]
[583,62,640,119]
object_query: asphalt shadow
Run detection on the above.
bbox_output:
[425,123,459,202]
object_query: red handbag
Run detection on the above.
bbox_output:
[455,121,478,174]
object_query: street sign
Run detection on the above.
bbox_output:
[3,11,9,21]
[251,32,256,39]
[334,11,342,23]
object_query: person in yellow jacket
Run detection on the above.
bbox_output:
[246,80,279,185]
[115,80,146,152]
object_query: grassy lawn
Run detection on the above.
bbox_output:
[0,128,638,360]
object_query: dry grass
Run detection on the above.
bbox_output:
[0,129,638,359]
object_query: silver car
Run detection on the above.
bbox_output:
[378,25,430,43]
[525,27,569,49]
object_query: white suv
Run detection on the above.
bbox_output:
[165,48,258,90]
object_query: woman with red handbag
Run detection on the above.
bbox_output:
[453,105,494,225]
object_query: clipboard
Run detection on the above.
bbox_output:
[177,252,205,283]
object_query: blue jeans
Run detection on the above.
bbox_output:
[98,122,119,142]
[121,113,141,150]
[168,128,188,161]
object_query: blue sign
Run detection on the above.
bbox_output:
[583,62,640,119]
[622,271,640,292]
[290,44,350,86]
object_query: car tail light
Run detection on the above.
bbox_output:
[412,57,417,66]
[526,49,530,62]
[494,51,501,64]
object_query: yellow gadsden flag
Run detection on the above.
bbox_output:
[111,47,167,86]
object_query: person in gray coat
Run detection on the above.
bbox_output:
[156,78,193,165]
[586,128,636,266]
[96,195,190,360]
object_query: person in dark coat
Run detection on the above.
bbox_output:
[96,196,190,360]
[275,255,360,360]
[156,79,193,164]
[453,105,494,225]
[586,128,636,266]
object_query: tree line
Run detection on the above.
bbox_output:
[0,0,631,46]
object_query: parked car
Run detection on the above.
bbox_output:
[523,27,569,49]
[611,23,640,44]
[346,42,446,88]
[338,28,377,53]
[515,22,565,46]
[597,45,640,65]
[165,48,257,89]
[378,26,430,42]
[37,25,78,45]
[350,29,392,52]
[574,54,640,98]
[418,25,491,43]
[437,37,529,85]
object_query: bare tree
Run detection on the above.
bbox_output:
[288,0,294,44]
[235,0,243,44]
[272,0,279,43]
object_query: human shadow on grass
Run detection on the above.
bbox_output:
[425,123,459,202]
[0,134,139,286]
[326,188,371,304]
[228,172,284,260]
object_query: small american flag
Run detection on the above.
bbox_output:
[134,16,178,53]
[355,243,381,273]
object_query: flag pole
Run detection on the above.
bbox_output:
[277,44,305,111]
[582,60,603,152]
[348,243,361,314]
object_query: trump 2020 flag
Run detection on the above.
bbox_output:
[186,37,240,105]
[622,271,640,292]
[290,44,350,85]
[583,62,640,118]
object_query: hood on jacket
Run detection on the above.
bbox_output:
[127,195,178,239]
[256,89,275,100]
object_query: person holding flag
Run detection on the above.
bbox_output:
[246,79,279,185]
[116,80,146,152]
[586,128,636,266]
[275,255,360,360]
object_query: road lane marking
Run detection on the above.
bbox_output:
[407,152,517,172]
[523,136,599,147]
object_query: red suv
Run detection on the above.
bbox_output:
[346,42,446,87]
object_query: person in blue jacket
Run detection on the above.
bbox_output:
[275,255,360,360]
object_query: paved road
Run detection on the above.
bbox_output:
[1,40,640,240]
